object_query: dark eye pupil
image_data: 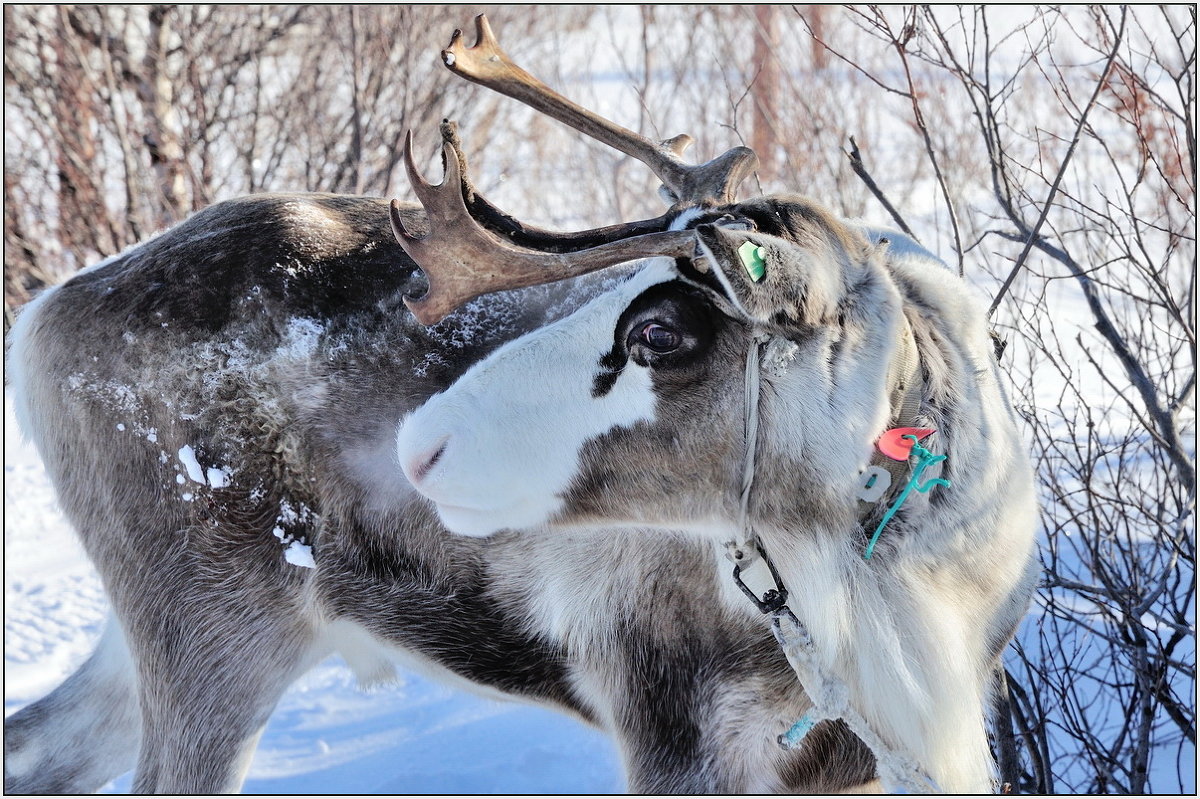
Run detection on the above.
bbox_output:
[640,323,680,352]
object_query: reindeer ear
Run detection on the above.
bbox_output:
[694,222,854,329]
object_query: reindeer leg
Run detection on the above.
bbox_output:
[123,579,315,795]
[608,637,777,794]
[4,617,141,794]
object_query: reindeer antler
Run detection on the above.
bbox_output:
[443,15,757,205]
[394,15,760,325]
[393,134,698,325]
[438,119,677,253]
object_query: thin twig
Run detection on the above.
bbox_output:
[885,8,965,276]
[1005,667,1053,793]
[987,7,1129,317]
[844,136,918,240]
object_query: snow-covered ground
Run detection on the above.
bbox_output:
[3,394,623,794]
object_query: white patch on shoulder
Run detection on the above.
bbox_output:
[397,261,679,536]
[856,224,950,271]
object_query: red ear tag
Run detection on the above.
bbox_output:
[877,427,936,461]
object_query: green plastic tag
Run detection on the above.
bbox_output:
[738,241,767,283]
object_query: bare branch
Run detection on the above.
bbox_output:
[843,136,918,240]
[988,8,1128,317]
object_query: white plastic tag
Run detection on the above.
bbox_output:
[856,465,892,503]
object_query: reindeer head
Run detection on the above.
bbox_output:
[396,17,909,538]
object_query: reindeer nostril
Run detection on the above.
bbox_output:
[411,439,448,483]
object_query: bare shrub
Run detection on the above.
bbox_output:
[3,5,580,328]
[783,5,1194,792]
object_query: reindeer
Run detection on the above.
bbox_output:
[4,16,1037,795]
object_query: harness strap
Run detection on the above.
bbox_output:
[736,333,769,544]
[725,334,780,609]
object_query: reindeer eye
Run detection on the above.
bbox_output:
[635,322,682,353]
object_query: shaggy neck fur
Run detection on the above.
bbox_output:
[730,293,1034,793]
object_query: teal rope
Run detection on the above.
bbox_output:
[863,435,950,561]
[777,713,817,749]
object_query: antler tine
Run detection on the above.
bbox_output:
[444,14,758,205]
[393,136,697,326]
[391,131,437,245]
[437,118,680,252]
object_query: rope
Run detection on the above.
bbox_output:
[863,436,950,560]
[772,611,938,792]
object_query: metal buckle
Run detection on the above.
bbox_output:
[729,540,789,614]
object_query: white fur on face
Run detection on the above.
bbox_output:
[396,261,680,536]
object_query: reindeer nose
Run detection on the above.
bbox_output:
[404,436,449,486]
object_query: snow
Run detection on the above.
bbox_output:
[206,466,230,488]
[177,444,205,484]
[3,393,623,793]
[280,317,324,359]
[283,541,316,569]
[3,8,1190,791]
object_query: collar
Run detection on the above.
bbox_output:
[855,317,924,522]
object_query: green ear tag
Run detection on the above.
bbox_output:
[738,241,767,283]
